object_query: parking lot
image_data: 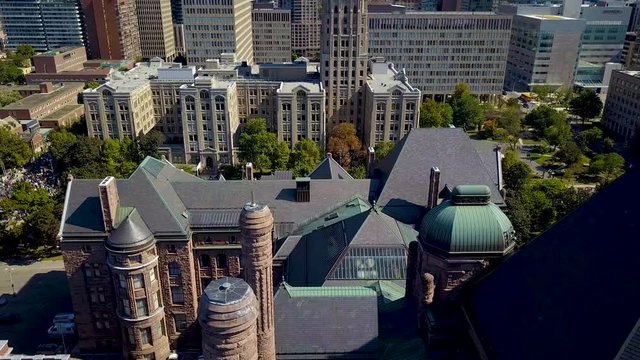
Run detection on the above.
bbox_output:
[0,259,73,354]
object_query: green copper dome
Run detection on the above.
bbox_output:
[418,185,515,256]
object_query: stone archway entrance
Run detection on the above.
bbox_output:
[206,156,214,169]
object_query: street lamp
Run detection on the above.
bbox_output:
[5,267,15,296]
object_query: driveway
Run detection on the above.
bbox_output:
[0,259,72,354]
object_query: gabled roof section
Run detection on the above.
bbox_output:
[135,156,202,182]
[465,169,640,360]
[274,284,379,359]
[308,156,354,180]
[61,179,105,236]
[376,128,503,224]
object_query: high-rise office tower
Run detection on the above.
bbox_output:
[290,0,321,58]
[135,0,176,60]
[82,0,142,59]
[183,0,253,66]
[252,3,291,64]
[320,0,368,133]
[0,0,85,52]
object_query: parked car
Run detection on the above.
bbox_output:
[47,323,76,338]
[36,343,63,355]
[0,313,21,325]
[53,313,75,324]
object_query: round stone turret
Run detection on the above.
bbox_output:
[240,202,276,360]
[199,277,259,360]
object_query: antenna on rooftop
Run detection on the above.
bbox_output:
[251,190,255,206]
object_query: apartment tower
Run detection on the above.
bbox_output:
[183,0,253,66]
[252,3,291,64]
[290,0,321,57]
[320,0,368,134]
[135,0,176,60]
[82,0,142,59]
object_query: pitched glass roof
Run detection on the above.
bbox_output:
[329,247,407,280]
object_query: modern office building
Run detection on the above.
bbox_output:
[135,0,175,60]
[363,59,421,146]
[368,6,511,101]
[252,5,292,64]
[602,70,640,139]
[84,58,172,141]
[504,12,585,91]
[183,0,253,66]
[82,0,142,60]
[320,0,369,134]
[621,32,639,68]
[574,4,631,90]
[0,0,84,52]
[288,0,321,58]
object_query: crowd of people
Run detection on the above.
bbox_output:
[1,153,60,198]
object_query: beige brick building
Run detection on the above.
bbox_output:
[84,59,167,140]
[364,59,421,147]
[320,0,369,133]
[602,70,640,140]
[135,0,175,60]
[368,7,512,102]
[183,0,254,66]
[252,6,291,64]
[290,0,321,58]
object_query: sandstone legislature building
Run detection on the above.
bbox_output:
[59,128,518,359]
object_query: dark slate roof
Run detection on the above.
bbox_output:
[261,170,293,180]
[376,128,503,224]
[107,208,154,251]
[274,284,378,359]
[616,318,640,360]
[308,156,354,180]
[188,209,240,228]
[465,169,640,360]
[61,179,106,236]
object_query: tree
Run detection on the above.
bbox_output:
[85,81,100,90]
[15,44,36,59]
[0,90,21,106]
[271,141,290,171]
[523,105,565,135]
[374,141,394,160]
[588,153,624,180]
[555,141,583,165]
[449,83,483,129]
[0,127,32,168]
[602,137,615,152]
[569,90,603,123]
[557,87,575,109]
[48,130,78,169]
[502,150,531,192]
[419,99,453,128]
[531,85,553,102]
[238,118,289,173]
[326,123,362,168]
[0,61,25,84]
[576,127,603,149]
[496,106,522,149]
[348,165,367,179]
[137,130,164,159]
[543,116,571,150]
[289,138,321,177]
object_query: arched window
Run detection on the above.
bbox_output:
[184,96,195,111]
[334,5,338,13]
[168,262,180,277]
[102,89,112,97]
[392,90,402,97]
[214,96,225,111]
[217,254,228,268]
[353,6,358,14]
[199,254,210,267]
[344,6,348,13]
[199,90,209,99]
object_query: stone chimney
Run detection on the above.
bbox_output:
[240,203,276,360]
[39,82,54,94]
[366,147,375,178]
[245,162,254,181]
[295,177,310,202]
[427,167,441,209]
[494,145,504,191]
[98,176,119,231]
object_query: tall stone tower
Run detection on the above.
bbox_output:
[199,277,259,360]
[240,203,276,360]
[320,0,369,134]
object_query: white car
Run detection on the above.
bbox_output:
[48,323,76,338]
[53,313,75,324]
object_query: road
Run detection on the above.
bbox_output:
[0,259,72,354]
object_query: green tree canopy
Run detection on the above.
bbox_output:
[588,153,624,179]
[137,130,164,159]
[448,83,483,129]
[327,123,362,168]
[15,44,36,59]
[0,60,25,84]
[569,90,603,122]
[348,165,367,179]
[289,138,321,177]
[555,141,583,166]
[0,90,22,106]
[502,150,531,193]
[0,127,32,169]
[419,99,453,128]
[576,127,603,149]
[374,141,394,161]
[531,85,553,102]
[238,118,290,173]
[85,81,100,90]
[523,105,566,135]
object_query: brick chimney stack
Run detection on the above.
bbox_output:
[240,203,276,360]
[427,167,441,209]
[366,146,375,178]
[98,176,119,231]
[494,145,504,191]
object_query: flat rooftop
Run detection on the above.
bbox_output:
[522,14,575,20]
[34,46,84,57]
[0,82,84,110]
[87,58,182,94]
